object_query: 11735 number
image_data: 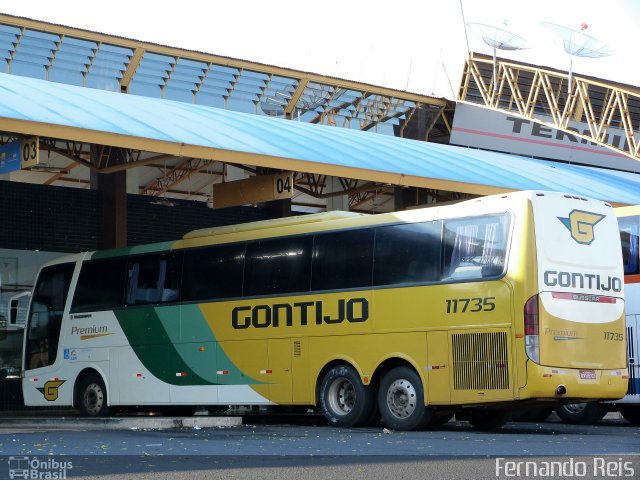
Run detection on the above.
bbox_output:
[445,297,496,314]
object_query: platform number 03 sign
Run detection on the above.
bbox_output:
[21,136,40,168]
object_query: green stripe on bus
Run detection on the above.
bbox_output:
[158,304,259,385]
[114,305,261,386]
[114,306,212,386]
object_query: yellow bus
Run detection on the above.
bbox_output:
[555,204,640,425]
[20,190,628,430]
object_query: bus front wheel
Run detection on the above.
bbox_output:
[378,366,432,431]
[319,365,375,428]
[77,373,112,417]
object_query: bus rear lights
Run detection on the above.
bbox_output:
[175,372,187,377]
[199,347,205,352]
[543,374,553,378]
[217,370,229,375]
[524,295,540,363]
[260,370,273,374]
[551,292,617,303]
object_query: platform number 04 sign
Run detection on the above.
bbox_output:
[273,172,293,200]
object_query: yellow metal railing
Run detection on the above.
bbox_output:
[459,53,640,161]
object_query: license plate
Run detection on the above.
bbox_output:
[579,369,596,379]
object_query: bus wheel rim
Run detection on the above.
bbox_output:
[84,383,104,414]
[327,377,355,416]
[386,379,417,419]
[564,403,586,415]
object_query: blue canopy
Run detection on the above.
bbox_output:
[1,72,639,204]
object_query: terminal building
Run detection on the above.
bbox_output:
[0,12,639,292]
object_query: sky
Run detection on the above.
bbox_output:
[1,0,639,99]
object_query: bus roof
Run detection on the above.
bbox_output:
[183,211,367,240]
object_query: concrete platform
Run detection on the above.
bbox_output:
[0,415,242,432]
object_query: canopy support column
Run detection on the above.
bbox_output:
[90,145,128,248]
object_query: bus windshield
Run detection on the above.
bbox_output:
[25,263,74,370]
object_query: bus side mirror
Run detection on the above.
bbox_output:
[8,291,31,326]
[10,299,18,325]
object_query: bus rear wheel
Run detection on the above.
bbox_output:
[620,406,640,425]
[556,403,606,424]
[77,373,112,417]
[319,365,376,428]
[378,366,432,431]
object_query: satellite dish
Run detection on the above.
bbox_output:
[467,22,528,92]
[542,22,613,93]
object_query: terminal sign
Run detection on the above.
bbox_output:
[0,137,39,174]
[211,171,294,209]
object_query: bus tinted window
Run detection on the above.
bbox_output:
[619,216,639,275]
[126,253,183,305]
[312,229,374,291]
[182,244,245,301]
[71,258,127,312]
[374,221,443,285]
[443,214,509,281]
[244,236,312,296]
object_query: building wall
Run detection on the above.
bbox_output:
[0,180,271,253]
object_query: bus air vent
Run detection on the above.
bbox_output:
[451,332,510,390]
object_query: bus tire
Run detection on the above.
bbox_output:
[378,366,432,431]
[77,373,112,417]
[556,403,606,424]
[319,365,376,428]
[620,406,640,425]
[467,409,511,430]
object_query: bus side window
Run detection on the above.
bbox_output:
[312,229,374,291]
[70,258,127,312]
[182,244,245,302]
[443,214,509,281]
[373,221,443,285]
[244,237,312,296]
[126,253,183,306]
